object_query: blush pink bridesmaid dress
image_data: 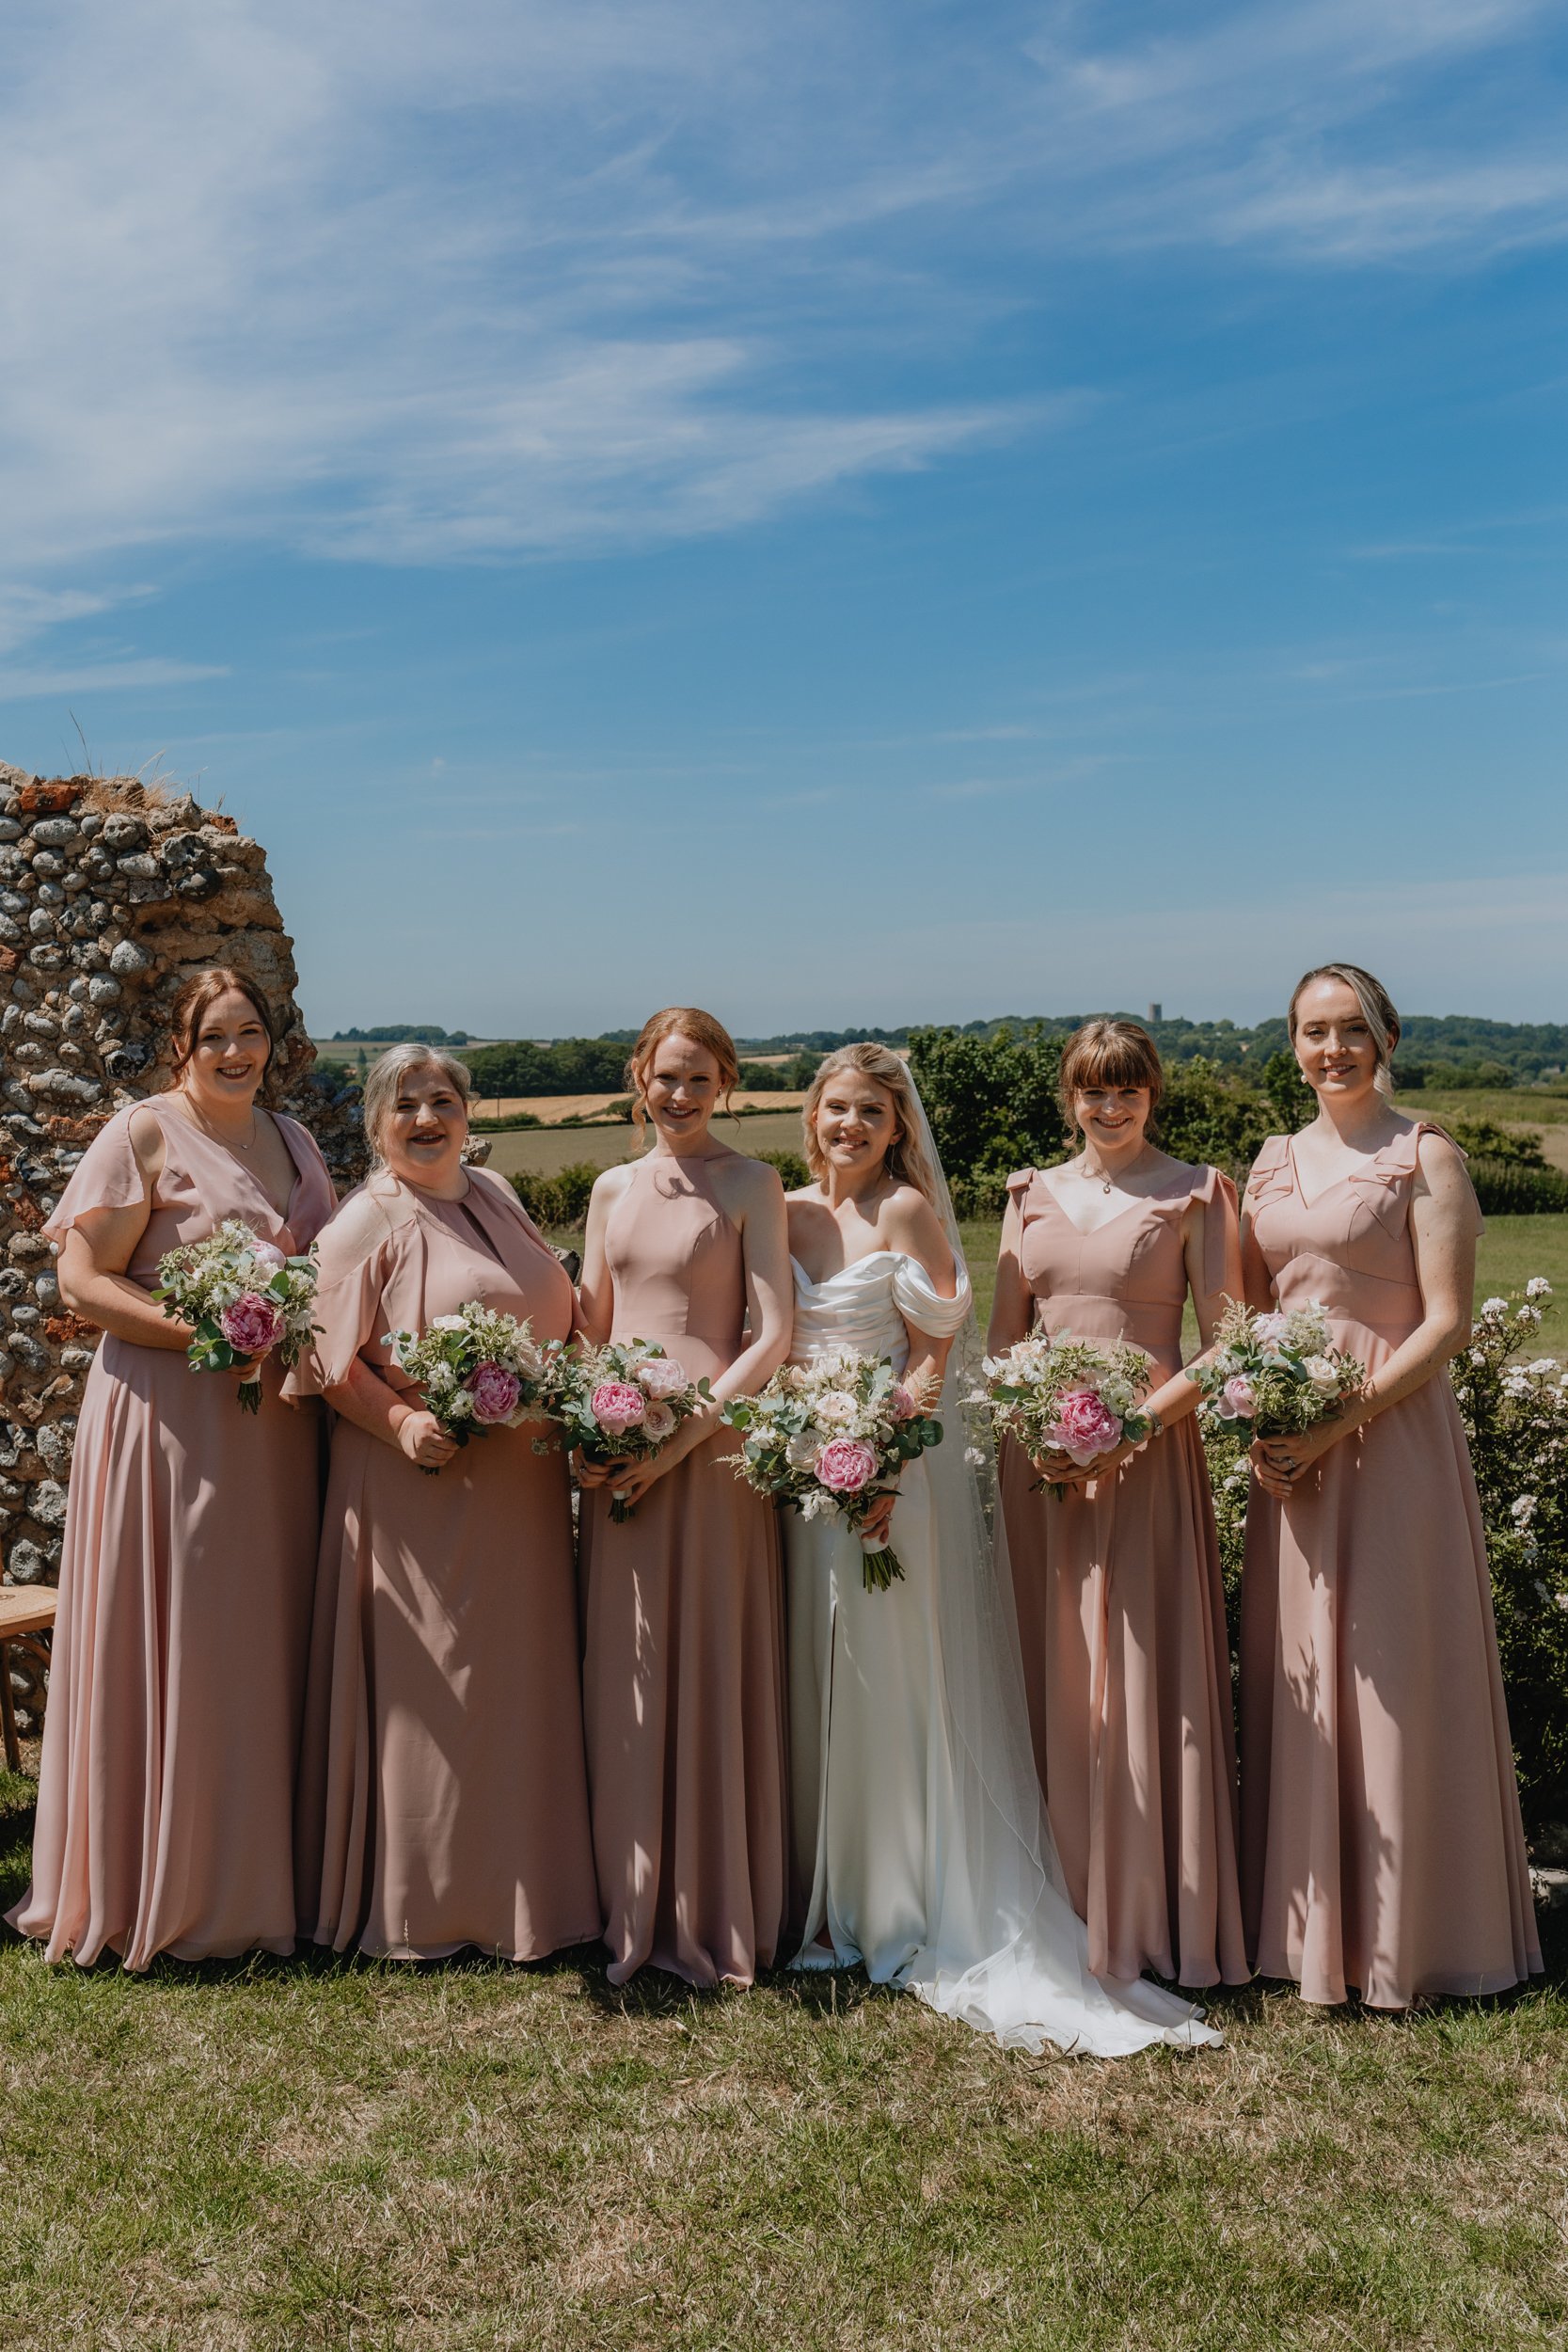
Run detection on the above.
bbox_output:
[1241,1126,1541,2008]
[287,1166,600,1963]
[8,1096,336,1968]
[578,1153,788,1988]
[997,1163,1248,1990]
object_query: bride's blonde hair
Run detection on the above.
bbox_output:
[801,1043,943,1205]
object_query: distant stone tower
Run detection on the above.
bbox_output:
[1147,1003,1163,1023]
[0,764,366,1734]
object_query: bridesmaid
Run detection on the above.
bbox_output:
[1241,963,1540,2008]
[288,1044,599,1963]
[990,1018,1248,1990]
[8,967,335,1968]
[577,1008,793,1987]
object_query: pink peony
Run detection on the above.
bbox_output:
[633,1356,689,1400]
[888,1383,919,1422]
[218,1292,285,1358]
[816,1436,879,1495]
[641,1399,677,1443]
[469,1361,522,1424]
[592,1380,647,1436]
[1044,1387,1123,1466]
[1217,1375,1257,1422]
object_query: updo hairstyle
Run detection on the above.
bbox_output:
[626,1008,739,1143]
[1287,963,1400,1096]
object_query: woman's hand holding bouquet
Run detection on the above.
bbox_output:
[722,1346,943,1591]
[154,1218,320,1413]
[546,1340,710,1519]
[973,1329,1160,1494]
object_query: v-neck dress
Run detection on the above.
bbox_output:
[1240,1127,1540,2007]
[997,1163,1248,1989]
[286,1167,600,1963]
[578,1152,788,1988]
[8,1094,336,1968]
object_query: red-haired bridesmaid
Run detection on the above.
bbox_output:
[1241,963,1539,2007]
[577,1009,793,1986]
[8,970,335,1968]
[990,1019,1247,1990]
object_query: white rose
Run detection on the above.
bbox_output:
[1527,1278,1553,1300]
[1481,1297,1508,1318]
[814,1391,859,1430]
[1303,1356,1340,1394]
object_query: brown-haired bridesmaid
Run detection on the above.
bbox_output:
[577,1008,793,1986]
[8,969,336,1968]
[1241,962,1539,2007]
[990,1018,1248,1990]
[287,1044,599,1962]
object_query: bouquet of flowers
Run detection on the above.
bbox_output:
[972,1329,1159,1490]
[1195,1299,1363,1438]
[383,1302,552,1470]
[721,1346,943,1591]
[545,1339,709,1520]
[154,1217,320,1414]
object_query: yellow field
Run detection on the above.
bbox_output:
[481,1107,809,1179]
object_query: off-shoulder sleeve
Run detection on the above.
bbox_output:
[282,1182,406,1397]
[1192,1165,1241,1303]
[42,1107,149,1244]
[1348,1120,1481,1240]
[891,1252,974,1340]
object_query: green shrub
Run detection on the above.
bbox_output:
[1469,1159,1568,1215]
[1157,1057,1278,1183]
[752,1146,811,1189]
[1448,1118,1548,1168]
[907,1024,1068,1218]
[508,1160,601,1231]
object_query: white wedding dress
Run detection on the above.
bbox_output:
[784,1244,1219,2057]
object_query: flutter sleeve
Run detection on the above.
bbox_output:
[1192,1165,1242,1306]
[283,1182,406,1398]
[891,1252,974,1340]
[42,1107,148,1245]
[276,1114,338,1249]
[1242,1135,1293,1218]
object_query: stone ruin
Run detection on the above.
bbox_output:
[1,764,367,1736]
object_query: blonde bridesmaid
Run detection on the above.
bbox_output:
[1241,963,1540,2008]
[577,1008,792,1987]
[288,1045,599,1962]
[990,1019,1248,1990]
[8,968,336,1968]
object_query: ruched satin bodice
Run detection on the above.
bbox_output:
[789,1250,973,1377]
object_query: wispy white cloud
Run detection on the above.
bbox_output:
[1,0,1564,655]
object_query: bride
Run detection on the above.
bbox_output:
[782,1044,1218,2056]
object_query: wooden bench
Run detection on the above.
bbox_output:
[0,1586,56,1772]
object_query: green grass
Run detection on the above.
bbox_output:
[4,1774,1567,2349]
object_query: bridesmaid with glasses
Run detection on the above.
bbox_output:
[990,1019,1248,1993]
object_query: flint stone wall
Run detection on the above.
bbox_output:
[0,766,368,1736]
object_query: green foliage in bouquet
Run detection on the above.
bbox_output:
[1204,1279,1568,1834]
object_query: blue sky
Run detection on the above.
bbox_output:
[2,0,1564,1037]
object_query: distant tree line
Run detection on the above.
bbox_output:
[907,1025,1568,1218]
[330,1025,473,1045]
